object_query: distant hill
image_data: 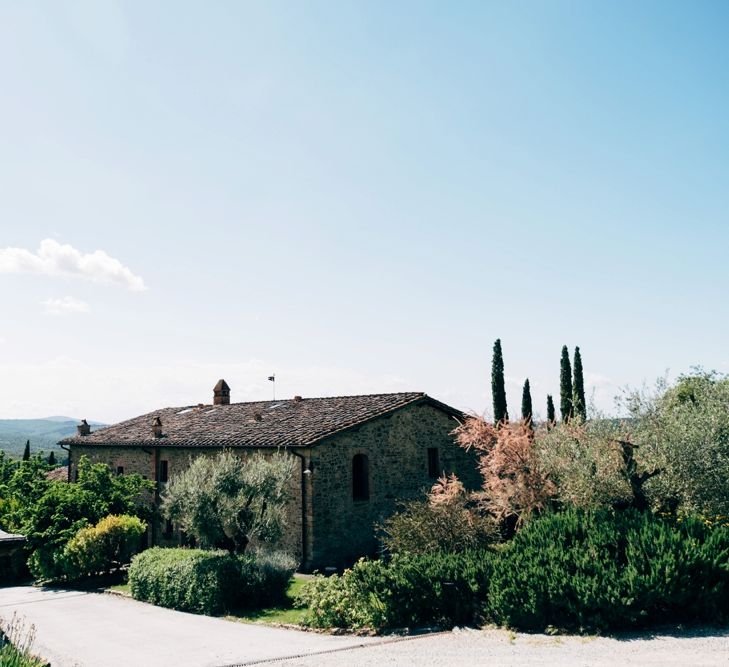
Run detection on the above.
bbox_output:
[0,417,107,460]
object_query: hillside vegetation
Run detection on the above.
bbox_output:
[0,417,105,459]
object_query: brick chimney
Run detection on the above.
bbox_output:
[213,379,230,405]
[77,419,91,437]
[152,416,163,438]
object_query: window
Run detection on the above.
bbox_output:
[116,466,124,476]
[427,448,440,479]
[352,454,369,501]
[159,460,169,483]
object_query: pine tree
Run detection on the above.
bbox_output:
[546,394,556,428]
[573,346,587,421]
[521,378,533,424]
[560,345,573,422]
[22,440,30,461]
[491,339,508,424]
[48,451,56,466]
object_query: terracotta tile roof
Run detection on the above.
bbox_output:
[60,393,461,449]
[46,466,69,482]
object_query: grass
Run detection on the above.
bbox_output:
[106,576,309,626]
[225,576,309,626]
[108,583,131,596]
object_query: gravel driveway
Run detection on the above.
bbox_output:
[272,626,729,666]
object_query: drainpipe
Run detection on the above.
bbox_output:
[289,450,310,571]
[152,447,160,546]
[59,444,71,482]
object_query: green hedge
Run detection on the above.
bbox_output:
[298,510,729,633]
[488,508,729,632]
[129,548,296,615]
[297,550,494,630]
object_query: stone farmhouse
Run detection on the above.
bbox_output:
[61,381,479,571]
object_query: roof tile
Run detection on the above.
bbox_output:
[60,392,454,449]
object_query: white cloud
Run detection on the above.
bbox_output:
[42,296,91,315]
[0,239,146,291]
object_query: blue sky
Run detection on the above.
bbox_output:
[1,1,728,422]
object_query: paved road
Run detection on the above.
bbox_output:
[3,587,728,666]
[0,586,381,667]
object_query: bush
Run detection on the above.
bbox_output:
[487,508,729,632]
[129,548,295,615]
[62,514,146,580]
[22,457,152,582]
[297,550,494,631]
[380,477,498,556]
[238,550,297,607]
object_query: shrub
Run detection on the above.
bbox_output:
[242,550,297,607]
[380,476,498,556]
[62,514,146,580]
[129,547,295,615]
[297,550,494,631]
[22,457,152,582]
[487,508,729,632]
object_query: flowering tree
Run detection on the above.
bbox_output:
[453,417,555,526]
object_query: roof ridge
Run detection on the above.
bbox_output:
[59,392,457,449]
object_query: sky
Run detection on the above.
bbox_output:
[1,1,729,423]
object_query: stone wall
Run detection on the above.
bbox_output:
[306,401,479,570]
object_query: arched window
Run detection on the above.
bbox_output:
[352,454,369,501]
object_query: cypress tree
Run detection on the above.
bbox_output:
[491,338,508,424]
[560,345,573,422]
[546,394,556,428]
[573,346,587,421]
[521,378,533,424]
[48,451,56,466]
[22,440,30,461]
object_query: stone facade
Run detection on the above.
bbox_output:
[306,402,480,568]
[68,397,479,571]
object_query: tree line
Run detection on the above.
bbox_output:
[491,339,586,425]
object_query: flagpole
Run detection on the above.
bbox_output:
[268,374,276,401]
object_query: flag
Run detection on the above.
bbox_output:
[268,375,275,382]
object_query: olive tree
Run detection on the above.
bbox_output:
[623,370,729,518]
[161,450,295,554]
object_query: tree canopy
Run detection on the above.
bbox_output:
[162,450,295,554]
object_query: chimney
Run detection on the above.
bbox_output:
[293,395,303,403]
[213,379,230,406]
[77,419,91,437]
[152,416,163,438]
